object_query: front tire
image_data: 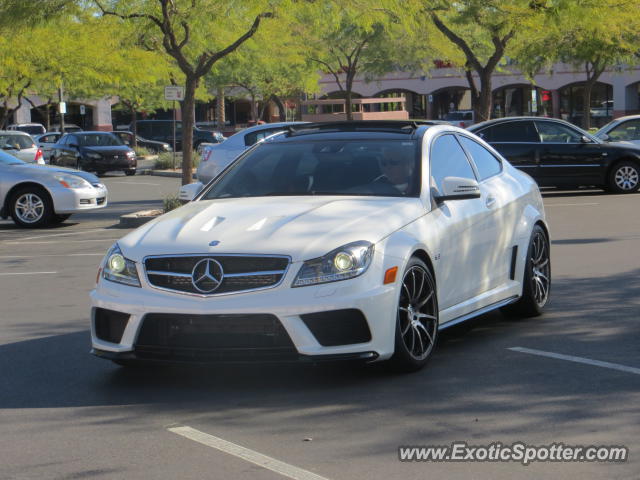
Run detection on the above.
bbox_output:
[10,187,54,228]
[124,169,136,176]
[607,160,640,193]
[391,258,439,372]
[503,225,551,317]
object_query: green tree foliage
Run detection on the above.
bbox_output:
[94,0,281,185]
[516,0,640,129]
[413,0,552,122]
[294,1,420,121]
[205,28,319,124]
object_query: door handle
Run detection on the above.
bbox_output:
[486,195,496,208]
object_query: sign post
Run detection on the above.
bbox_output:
[165,86,185,171]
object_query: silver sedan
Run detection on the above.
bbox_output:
[0,150,108,227]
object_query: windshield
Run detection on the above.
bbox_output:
[76,133,124,147]
[444,112,470,121]
[201,139,421,199]
[0,150,26,165]
[0,134,34,149]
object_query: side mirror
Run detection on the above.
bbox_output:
[434,176,481,202]
[179,182,204,202]
[580,135,593,144]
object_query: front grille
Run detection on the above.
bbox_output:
[144,254,290,295]
[134,313,297,362]
[96,197,106,205]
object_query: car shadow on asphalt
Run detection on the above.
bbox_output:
[2,269,639,447]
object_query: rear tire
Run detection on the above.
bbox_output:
[124,169,136,176]
[607,160,640,193]
[391,257,439,372]
[502,225,550,317]
[10,186,54,228]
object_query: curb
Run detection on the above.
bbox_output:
[138,170,197,179]
[118,210,162,228]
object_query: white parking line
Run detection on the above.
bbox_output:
[168,426,330,480]
[8,228,109,242]
[544,202,599,207]
[0,253,103,258]
[0,271,57,276]
[109,181,161,186]
[508,347,640,375]
[4,238,120,245]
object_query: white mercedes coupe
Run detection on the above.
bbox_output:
[91,121,550,372]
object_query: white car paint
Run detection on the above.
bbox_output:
[91,124,547,366]
[196,122,306,184]
[595,115,640,146]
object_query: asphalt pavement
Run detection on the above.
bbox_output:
[0,177,638,480]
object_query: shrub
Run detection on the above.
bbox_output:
[163,194,182,213]
[134,146,152,157]
[154,151,199,170]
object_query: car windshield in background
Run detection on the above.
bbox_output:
[0,151,26,165]
[202,139,421,199]
[76,134,124,147]
[18,126,45,135]
[0,134,34,149]
[444,112,471,121]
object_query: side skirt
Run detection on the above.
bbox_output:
[438,296,518,331]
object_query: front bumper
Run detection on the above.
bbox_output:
[90,254,399,363]
[52,185,108,214]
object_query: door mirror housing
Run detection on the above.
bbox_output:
[434,176,481,202]
[580,135,593,144]
[179,182,204,202]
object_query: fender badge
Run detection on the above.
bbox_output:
[209,240,220,247]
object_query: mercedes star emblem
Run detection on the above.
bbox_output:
[191,258,224,293]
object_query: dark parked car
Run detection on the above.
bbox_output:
[51,132,137,176]
[132,120,224,151]
[113,131,172,153]
[468,117,640,193]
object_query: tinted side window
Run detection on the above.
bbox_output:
[482,121,539,142]
[430,134,477,194]
[458,136,502,181]
[136,123,151,137]
[535,121,582,143]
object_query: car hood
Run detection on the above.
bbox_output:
[118,196,425,262]
[15,163,101,184]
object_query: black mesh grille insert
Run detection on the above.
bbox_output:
[94,308,130,343]
[144,255,289,295]
[135,313,296,361]
[300,309,371,346]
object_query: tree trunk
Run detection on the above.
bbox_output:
[582,81,595,130]
[271,95,286,121]
[475,71,493,123]
[131,109,138,148]
[216,87,225,130]
[181,77,197,186]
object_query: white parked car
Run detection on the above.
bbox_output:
[0,150,108,227]
[0,131,44,164]
[91,121,550,372]
[7,123,46,135]
[196,122,306,184]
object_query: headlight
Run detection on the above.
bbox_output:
[101,243,141,287]
[126,151,136,157]
[54,174,92,189]
[86,152,102,160]
[292,241,374,287]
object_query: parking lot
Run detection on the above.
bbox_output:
[1,175,639,479]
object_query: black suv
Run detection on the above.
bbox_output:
[132,120,224,151]
[469,117,640,193]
